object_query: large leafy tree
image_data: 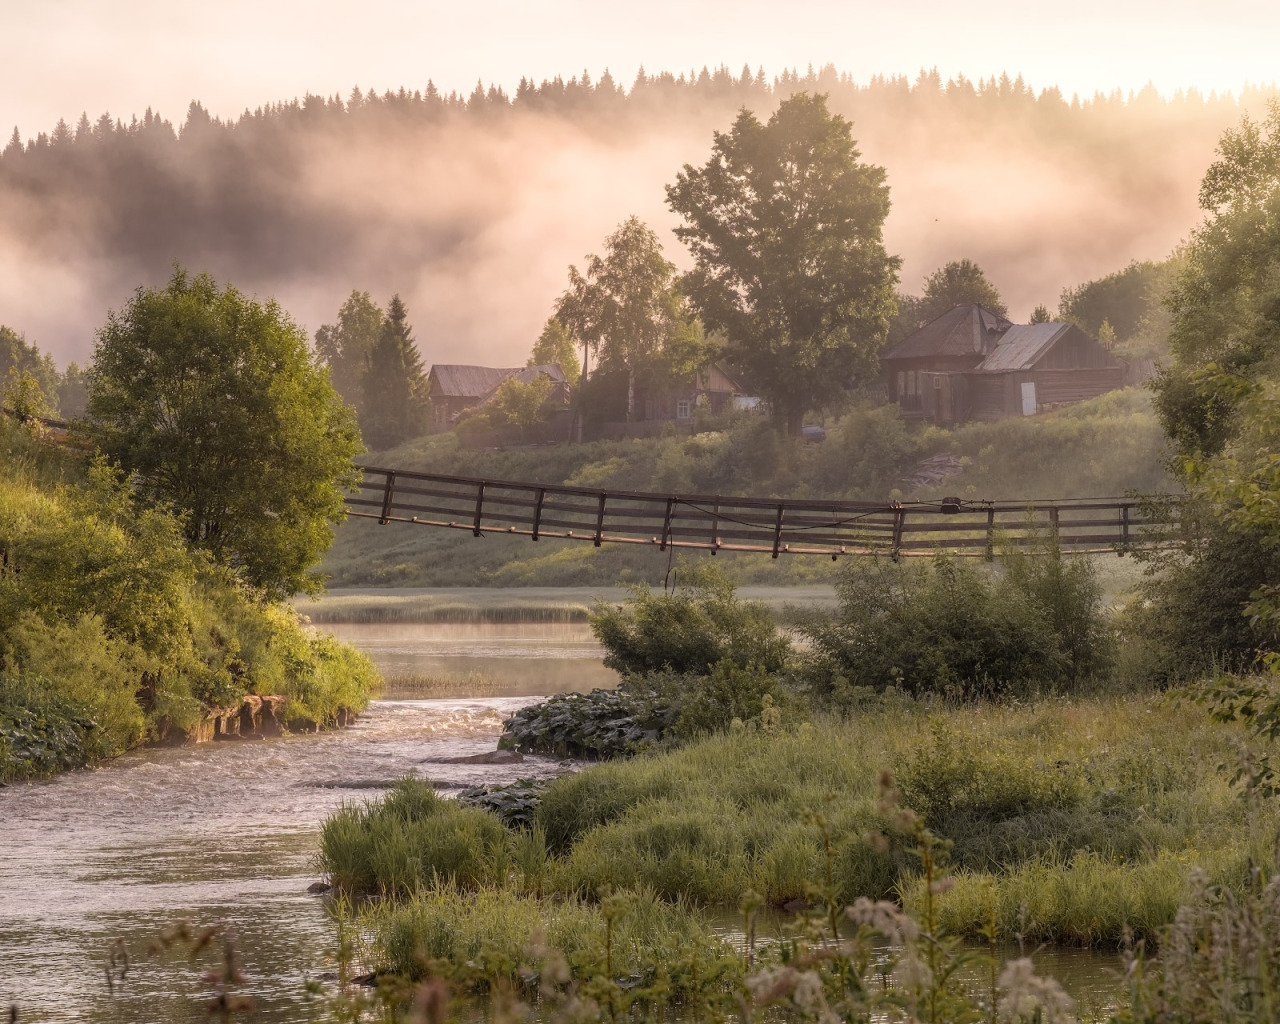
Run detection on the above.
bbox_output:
[360,294,427,450]
[666,93,899,433]
[917,259,1007,321]
[528,316,580,387]
[315,289,383,415]
[889,259,1007,345]
[87,268,363,599]
[555,216,705,420]
[1139,103,1280,672]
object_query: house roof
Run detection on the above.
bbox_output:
[474,364,569,407]
[882,303,1013,361]
[975,323,1072,372]
[428,364,517,398]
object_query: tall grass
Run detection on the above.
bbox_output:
[364,885,731,991]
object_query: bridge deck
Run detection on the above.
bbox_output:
[345,466,1180,559]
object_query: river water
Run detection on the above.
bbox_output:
[0,622,604,1023]
[0,619,1122,1021]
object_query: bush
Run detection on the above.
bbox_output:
[1124,508,1280,682]
[802,549,1115,702]
[0,672,114,781]
[0,428,377,770]
[319,777,510,895]
[664,660,790,737]
[589,561,790,676]
[896,722,1084,827]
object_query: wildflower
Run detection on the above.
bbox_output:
[847,897,920,945]
[996,957,1076,1023]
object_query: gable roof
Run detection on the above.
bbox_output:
[474,364,569,407]
[882,303,1013,361]
[975,323,1072,372]
[428,364,520,398]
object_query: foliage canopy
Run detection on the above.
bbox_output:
[667,92,899,432]
[87,267,363,599]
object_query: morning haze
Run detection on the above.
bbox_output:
[8,4,1280,1021]
[0,69,1268,367]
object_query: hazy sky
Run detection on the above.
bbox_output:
[3,0,1277,137]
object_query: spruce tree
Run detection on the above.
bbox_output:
[360,294,426,450]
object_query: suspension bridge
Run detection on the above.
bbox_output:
[345,465,1180,560]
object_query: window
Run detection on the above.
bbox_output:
[907,371,917,396]
[896,371,905,398]
[676,399,692,420]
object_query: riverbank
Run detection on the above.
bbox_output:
[0,421,379,783]
[293,584,842,624]
[328,692,1258,950]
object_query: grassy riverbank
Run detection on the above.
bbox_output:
[325,694,1255,949]
[0,420,379,782]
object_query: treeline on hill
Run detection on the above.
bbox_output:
[0,270,379,783]
[1,60,1268,377]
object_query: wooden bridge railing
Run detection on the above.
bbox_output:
[345,466,1180,559]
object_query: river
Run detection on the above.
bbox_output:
[0,618,1123,1021]
[0,622,605,1023]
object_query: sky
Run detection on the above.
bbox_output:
[3,0,1277,138]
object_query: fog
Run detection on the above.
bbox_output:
[0,72,1258,369]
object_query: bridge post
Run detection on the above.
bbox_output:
[532,488,546,541]
[472,482,485,537]
[378,471,397,525]
[772,504,785,559]
[659,498,675,552]
[594,492,606,547]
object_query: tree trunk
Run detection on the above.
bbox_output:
[626,367,635,422]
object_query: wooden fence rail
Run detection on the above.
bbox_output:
[345,465,1181,560]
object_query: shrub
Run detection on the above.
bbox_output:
[319,777,510,896]
[897,722,1085,826]
[590,561,790,676]
[0,672,114,781]
[666,660,789,737]
[802,549,1116,702]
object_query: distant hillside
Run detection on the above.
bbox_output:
[1,66,1267,368]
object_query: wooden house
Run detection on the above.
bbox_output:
[637,363,748,422]
[882,305,1125,423]
[426,363,568,432]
